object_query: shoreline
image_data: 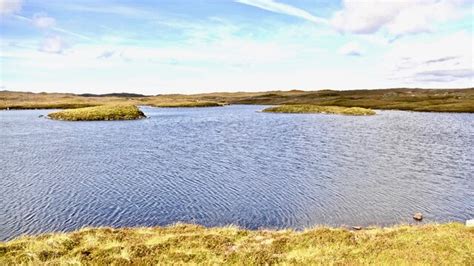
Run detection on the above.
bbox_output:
[2,105,474,115]
[2,88,473,113]
[1,222,472,264]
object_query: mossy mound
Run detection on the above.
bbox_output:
[263,104,376,116]
[48,104,146,121]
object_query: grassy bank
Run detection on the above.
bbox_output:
[48,105,145,121]
[0,223,472,265]
[263,104,376,115]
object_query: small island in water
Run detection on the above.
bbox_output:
[263,104,376,116]
[47,104,146,121]
[150,101,223,108]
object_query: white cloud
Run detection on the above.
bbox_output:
[338,41,363,56]
[0,0,22,15]
[331,0,467,36]
[39,35,66,54]
[32,13,56,28]
[235,0,327,24]
[235,0,468,39]
[382,31,473,84]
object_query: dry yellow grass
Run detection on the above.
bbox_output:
[148,101,223,108]
[0,91,135,110]
[263,104,376,115]
[2,88,473,112]
[1,223,472,265]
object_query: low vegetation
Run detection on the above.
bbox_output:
[48,105,145,121]
[0,91,136,110]
[1,88,473,112]
[0,223,472,265]
[263,104,376,115]
[150,101,223,108]
[228,88,474,113]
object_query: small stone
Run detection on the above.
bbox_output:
[352,226,362,230]
[466,220,474,227]
[413,213,423,221]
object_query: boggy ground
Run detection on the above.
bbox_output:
[0,223,472,265]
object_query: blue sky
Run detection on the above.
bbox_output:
[0,0,472,94]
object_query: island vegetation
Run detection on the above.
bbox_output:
[263,105,376,115]
[0,223,472,265]
[149,101,223,108]
[47,105,145,121]
[1,88,473,113]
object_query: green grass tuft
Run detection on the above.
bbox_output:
[47,104,146,121]
[263,104,376,116]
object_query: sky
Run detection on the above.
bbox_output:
[0,0,473,94]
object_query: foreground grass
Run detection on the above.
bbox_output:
[48,105,145,121]
[0,223,472,265]
[263,104,376,116]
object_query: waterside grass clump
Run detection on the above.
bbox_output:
[47,105,145,121]
[263,104,376,116]
[0,223,472,265]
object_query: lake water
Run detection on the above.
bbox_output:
[1,105,473,240]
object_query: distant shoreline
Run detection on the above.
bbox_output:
[1,88,473,113]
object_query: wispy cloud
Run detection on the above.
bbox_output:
[424,56,458,64]
[338,41,363,56]
[13,14,92,40]
[97,50,115,59]
[32,13,56,28]
[235,0,327,25]
[61,3,154,18]
[416,69,474,79]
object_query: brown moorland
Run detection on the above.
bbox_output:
[1,88,473,112]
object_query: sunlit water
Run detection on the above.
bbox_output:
[1,105,473,240]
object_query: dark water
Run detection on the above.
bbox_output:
[1,105,473,240]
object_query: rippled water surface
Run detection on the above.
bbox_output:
[1,105,473,240]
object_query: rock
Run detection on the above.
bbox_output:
[466,220,474,227]
[352,226,362,230]
[413,213,423,221]
[38,115,44,118]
